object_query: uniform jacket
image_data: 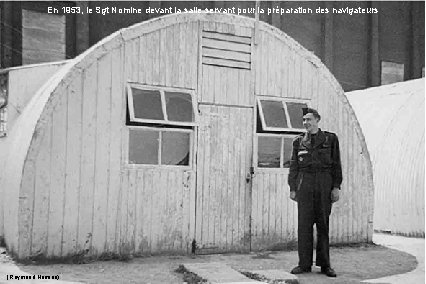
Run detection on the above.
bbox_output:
[288,129,342,191]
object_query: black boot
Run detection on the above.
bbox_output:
[321,266,336,277]
[291,266,312,274]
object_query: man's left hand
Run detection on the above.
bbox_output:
[331,187,340,203]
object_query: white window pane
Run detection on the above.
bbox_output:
[258,136,281,168]
[161,131,190,166]
[287,102,307,129]
[165,91,194,122]
[128,129,159,164]
[132,88,164,120]
[260,100,288,128]
[283,137,294,168]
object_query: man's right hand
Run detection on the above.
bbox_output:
[290,191,297,202]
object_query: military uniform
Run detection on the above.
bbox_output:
[288,128,342,269]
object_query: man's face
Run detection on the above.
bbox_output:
[302,113,319,133]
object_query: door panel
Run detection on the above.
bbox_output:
[195,105,253,253]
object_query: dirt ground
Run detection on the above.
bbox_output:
[14,244,417,284]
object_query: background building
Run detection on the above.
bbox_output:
[0,1,424,91]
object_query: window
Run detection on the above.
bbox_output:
[127,83,196,126]
[257,97,308,132]
[257,134,294,168]
[126,84,197,167]
[256,97,309,169]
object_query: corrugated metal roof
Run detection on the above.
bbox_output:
[346,78,425,236]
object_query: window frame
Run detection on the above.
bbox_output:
[255,96,310,171]
[125,126,194,169]
[127,82,198,127]
[256,96,309,132]
[256,133,297,170]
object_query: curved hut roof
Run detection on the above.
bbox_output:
[1,13,374,258]
[346,78,425,236]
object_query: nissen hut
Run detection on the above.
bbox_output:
[0,13,374,260]
[346,79,425,237]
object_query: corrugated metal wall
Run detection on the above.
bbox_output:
[346,79,425,237]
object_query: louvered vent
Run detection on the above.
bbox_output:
[202,31,252,70]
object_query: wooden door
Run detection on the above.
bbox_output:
[195,105,253,253]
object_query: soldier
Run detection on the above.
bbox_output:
[288,107,342,278]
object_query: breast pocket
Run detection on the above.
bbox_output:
[318,145,332,165]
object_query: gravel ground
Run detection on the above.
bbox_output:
[6,244,417,284]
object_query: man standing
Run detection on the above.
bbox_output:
[288,108,342,277]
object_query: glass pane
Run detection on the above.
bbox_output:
[128,129,159,164]
[165,92,194,122]
[161,131,190,166]
[131,88,164,120]
[258,136,281,168]
[286,102,307,129]
[260,100,288,128]
[283,137,294,168]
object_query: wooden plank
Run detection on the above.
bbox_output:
[276,173,283,243]
[169,170,180,251]
[211,108,221,248]
[134,171,143,255]
[190,21,199,89]
[77,63,97,255]
[106,47,123,254]
[159,28,167,86]
[47,89,67,257]
[177,23,184,88]
[202,38,251,54]
[165,26,173,87]
[227,119,236,249]
[138,35,146,84]
[269,173,276,244]
[195,111,205,247]
[62,73,82,257]
[202,47,251,63]
[18,160,35,258]
[241,109,251,251]
[144,33,153,85]
[150,170,161,252]
[234,108,243,250]
[142,169,153,254]
[221,108,229,249]
[202,57,250,70]
[171,23,180,88]
[208,107,217,247]
[119,170,129,254]
[91,53,112,256]
[202,31,251,45]
[188,169,196,253]
[31,117,52,256]
[127,169,136,254]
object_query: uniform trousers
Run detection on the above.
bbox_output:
[296,171,333,269]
